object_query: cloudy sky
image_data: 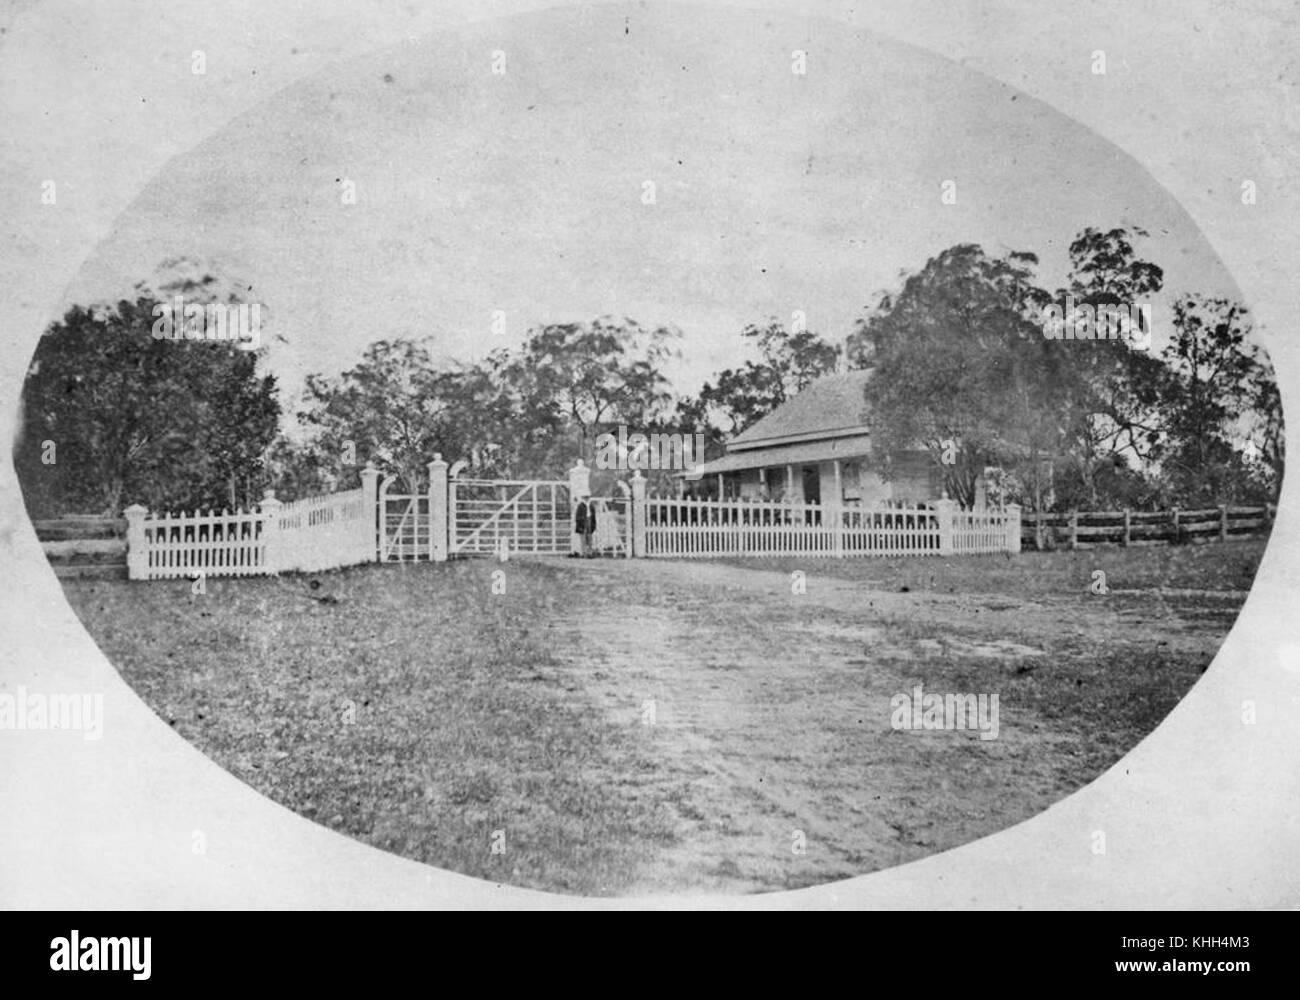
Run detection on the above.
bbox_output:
[59,2,1239,416]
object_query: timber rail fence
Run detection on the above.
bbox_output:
[1022,504,1275,550]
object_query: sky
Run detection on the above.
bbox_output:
[57,2,1242,421]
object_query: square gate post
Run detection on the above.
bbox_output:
[934,496,955,556]
[631,471,647,558]
[428,455,449,562]
[125,504,149,580]
[1005,503,1022,554]
[569,459,591,556]
[360,464,380,562]
[259,490,283,573]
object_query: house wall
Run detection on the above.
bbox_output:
[810,455,882,505]
[785,453,935,505]
[717,450,948,506]
[816,461,837,503]
[737,469,762,499]
[779,468,803,503]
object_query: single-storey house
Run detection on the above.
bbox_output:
[687,370,986,507]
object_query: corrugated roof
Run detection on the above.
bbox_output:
[685,434,874,477]
[729,369,873,448]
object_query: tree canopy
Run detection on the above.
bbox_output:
[17,295,279,517]
[17,234,1283,517]
[851,228,1281,510]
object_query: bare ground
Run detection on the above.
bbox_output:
[58,541,1260,896]
[530,551,1248,894]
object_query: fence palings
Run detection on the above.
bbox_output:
[642,496,1019,558]
[128,481,378,580]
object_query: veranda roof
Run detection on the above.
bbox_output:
[684,433,874,479]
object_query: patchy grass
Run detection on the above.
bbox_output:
[57,540,1264,895]
[711,538,1266,597]
[64,564,676,896]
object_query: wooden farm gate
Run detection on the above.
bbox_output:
[449,476,572,557]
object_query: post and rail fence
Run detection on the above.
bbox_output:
[1021,504,1275,550]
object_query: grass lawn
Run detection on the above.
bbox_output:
[710,537,1265,597]
[58,539,1265,896]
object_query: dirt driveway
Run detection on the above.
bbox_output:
[537,554,1242,895]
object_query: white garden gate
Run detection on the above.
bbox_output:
[377,475,431,562]
[448,466,571,557]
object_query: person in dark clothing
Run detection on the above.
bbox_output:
[572,496,597,557]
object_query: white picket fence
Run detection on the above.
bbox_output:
[951,507,1019,555]
[641,494,1019,559]
[124,475,379,581]
[270,487,372,573]
[645,496,839,557]
[121,458,1022,580]
[126,507,268,579]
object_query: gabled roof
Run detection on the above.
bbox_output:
[729,369,873,450]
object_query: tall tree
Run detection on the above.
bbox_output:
[854,244,1055,507]
[1155,295,1279,503]
[297,338,493,490]
[693,320,839,434]
[17,295,279,516]
[1048,226,1166,506]
[497,317,681,468]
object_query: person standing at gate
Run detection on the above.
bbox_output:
[572,494,596,557]
[584,496,597,556]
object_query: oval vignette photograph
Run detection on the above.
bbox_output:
[11,3,1283,898]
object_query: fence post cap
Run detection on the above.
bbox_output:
[428,455,448,471]
[124,503,148,518]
